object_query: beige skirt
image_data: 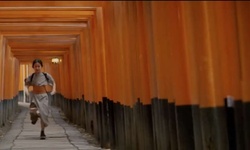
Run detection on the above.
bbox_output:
[29,92,50,126]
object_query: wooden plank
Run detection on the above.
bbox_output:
[0,10,95,18]
[0,1,104,8]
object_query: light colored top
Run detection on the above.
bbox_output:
[25,72,55,86]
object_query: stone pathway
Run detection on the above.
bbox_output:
[0,103,105,150]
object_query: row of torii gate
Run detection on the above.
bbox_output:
[1,1,250,150]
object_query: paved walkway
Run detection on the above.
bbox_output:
[0,102,104,150]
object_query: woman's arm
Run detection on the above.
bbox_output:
[24,76,31,96]
[50,82,56,95]
[24,85,30,96]
[45,73,56,95]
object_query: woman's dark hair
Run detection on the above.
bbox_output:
[32,59,43,67]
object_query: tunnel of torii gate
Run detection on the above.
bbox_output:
[0,1,250,150]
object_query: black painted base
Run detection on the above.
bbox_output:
[52,94,250,150]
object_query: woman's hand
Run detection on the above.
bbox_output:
[50,90,56,95]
